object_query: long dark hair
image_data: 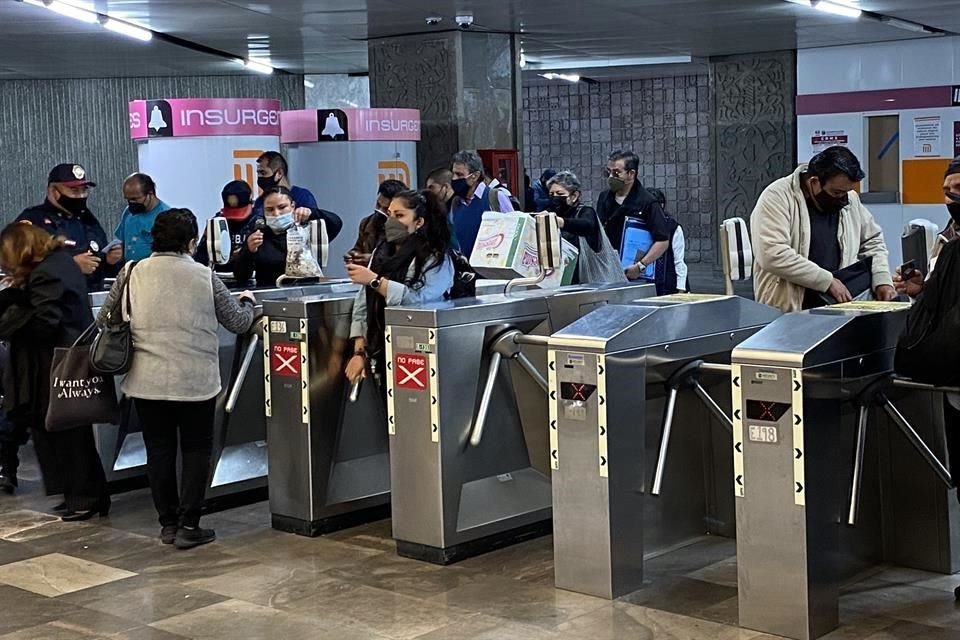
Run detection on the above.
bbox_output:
[373,189,450,287]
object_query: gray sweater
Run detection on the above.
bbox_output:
[97,253,255,402]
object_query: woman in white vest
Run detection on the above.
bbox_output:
[97,209,255,550]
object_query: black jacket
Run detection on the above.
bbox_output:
[16,201,117,291]
[595,181,670,254]
[233,209,344,287]
[0,249,93,419]
[559,202,603,254]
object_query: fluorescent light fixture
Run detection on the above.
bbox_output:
[46,0,98,22]
[881,16,931,33]
[525,55,692,71]
[540,73,581,83]
[303,79,315,88]
[23,0,46,7]
[241,59,274,74]
[103,18,152,41]
[812,1,861,18]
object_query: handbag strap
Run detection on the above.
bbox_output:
[71,321,99,348]
[111,260,137,322]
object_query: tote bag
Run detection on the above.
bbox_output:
[46,323,119,432]
[577,209,628,284]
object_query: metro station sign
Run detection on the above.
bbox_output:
[129,98,283,139]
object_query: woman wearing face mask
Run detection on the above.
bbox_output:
[541,171,626,285]
[234,186,343,287]
[344,189,454,392]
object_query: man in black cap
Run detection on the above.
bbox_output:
[16,163,119,291]
[195,180,256,274]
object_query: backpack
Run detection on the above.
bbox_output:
[445,250,478,300]
[487,187,521,212]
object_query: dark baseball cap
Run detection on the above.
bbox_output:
[221,180,252,208]
[48,163,96,187]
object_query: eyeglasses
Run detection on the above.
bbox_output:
[605,168,629,178]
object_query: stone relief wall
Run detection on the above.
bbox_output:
[522,75,714,263]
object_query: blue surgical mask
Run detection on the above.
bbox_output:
[266,212,294,233]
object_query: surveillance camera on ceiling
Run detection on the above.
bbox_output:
[425,16,442,26]
[455,14,474,29]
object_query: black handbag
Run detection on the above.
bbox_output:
[818,257,874,305]
[46,324,119,432]
[90,262,136,376]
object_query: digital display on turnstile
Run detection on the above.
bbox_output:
[560,382,597,402]
[745,400,790,422]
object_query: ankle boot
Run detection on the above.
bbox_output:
[0,444,18,495]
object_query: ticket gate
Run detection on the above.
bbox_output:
[732,302,960,640]
[90,281,358,500]
[384,282,654,564]
[547,294,782,599]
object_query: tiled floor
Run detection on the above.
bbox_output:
[0,452,957,639]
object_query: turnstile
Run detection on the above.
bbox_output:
[548,294,782,599]
[263,292,390,535]
[732,301,960,640]
[90,281,358,501]
[384,282,654,564]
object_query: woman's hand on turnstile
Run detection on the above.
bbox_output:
[894,267,924,298]
[345,354,366,384]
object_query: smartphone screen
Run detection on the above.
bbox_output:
[620,219,656,280]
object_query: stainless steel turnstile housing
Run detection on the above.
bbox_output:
[548,294,782,599]
[733,303,960,640]
[263,291,389,535]
[384,282,654,564]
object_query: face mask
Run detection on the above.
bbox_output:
[813,187,849,213]
[550,195,570,213]
[127,201,148,214]
[607,176,626,193]
[451,178,470,198]
[266,212,294,233]
[257,173,278,192]
[384,216,413,244]
[948,202,960,226]
[58,194,87,215]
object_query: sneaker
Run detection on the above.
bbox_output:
[174,526,216,550]
[160,526,177,545]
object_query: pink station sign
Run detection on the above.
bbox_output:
[281,108,421,143]
[129,98,282,139]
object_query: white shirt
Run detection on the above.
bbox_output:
[673,226,688,291]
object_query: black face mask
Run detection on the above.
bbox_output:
[127,201,148,214]
[451,178,470,198]
[57,194,87,215]
[550,195,570,213]
[947,191,960,225]
[257,173,279,193]
[812,185,849,214]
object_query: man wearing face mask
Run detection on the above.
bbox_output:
[195,180,255,273]
[893,157,960,603]
[16,164,118,291]
[449,150,514,258]
[344,179,407,266]
[114,173,170,262]
[751,146,895,312]
[253,151,319,219]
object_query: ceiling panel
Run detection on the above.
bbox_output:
[1,0,954,79]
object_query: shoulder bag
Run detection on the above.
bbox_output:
[89,261,137,376]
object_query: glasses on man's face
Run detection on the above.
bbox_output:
[605,168,627,178]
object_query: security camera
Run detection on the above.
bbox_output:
[455,14,474,29]
[425,16,442,26]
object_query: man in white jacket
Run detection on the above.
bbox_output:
[751,146,896,312]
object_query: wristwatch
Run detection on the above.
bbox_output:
[368,276,383,290]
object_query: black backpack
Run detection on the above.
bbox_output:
[445,250,477,300]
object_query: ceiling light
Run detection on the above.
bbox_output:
[303,79,315,88]
[45,0,98,23]
[811,1,861,18]
[540,73,581,83]
[881,16,932,33]
[240,58,274,74]
[103,17,152,41]
[525,55,693,71]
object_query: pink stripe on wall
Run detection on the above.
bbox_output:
[796,86,953,115]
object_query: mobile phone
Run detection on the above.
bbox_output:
[899,259,918,277]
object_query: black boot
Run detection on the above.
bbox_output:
[0,444,18,495]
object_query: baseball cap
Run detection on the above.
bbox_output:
[221,180,253,221]
[48,163,96,188]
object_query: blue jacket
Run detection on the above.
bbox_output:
[252,185,318,218]
[114,200,171,262]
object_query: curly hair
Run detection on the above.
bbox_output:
[0,222,66,287]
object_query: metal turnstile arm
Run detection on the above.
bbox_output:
[692,382,733,434]
[651,386,679,496]
[348,378,362,403]
[880,392,953,488]
[469,351,503,447]
[515,352,548,392]
[847,404,870,526]
[225,334,260,414]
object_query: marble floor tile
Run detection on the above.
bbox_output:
[411,612,583,640]
[0,584,85,635]
[105,628,190,640]
[0,509,60,540]
[619,575,739,618]
[643,537,737,580]
[60,575,229,624]
[19,523,158,564]
[859,620,960,639]
[555,602,781,640]
[150,598,389,640]
[106,545,259,583]
[428,574,609,631]
[324,518,397,553]
[456,535,555,585]
[870,565,960,595]
[0,606,141,639]
[186,563,331,608]
[322,548,481,600]
[0,540,37,566]
[281,581,477,640]
[686,555,739,588]
[0,552,137,597]
[222,530,385,573]
[841,578,960,629]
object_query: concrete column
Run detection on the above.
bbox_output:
[368,31,521,181]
